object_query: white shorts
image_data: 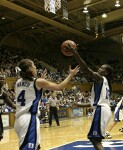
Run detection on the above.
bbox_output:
[88,106,112,138]
[114,108,123,121]
[14,113,40,150]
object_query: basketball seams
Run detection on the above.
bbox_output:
[61,40,76,56]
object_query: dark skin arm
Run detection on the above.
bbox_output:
[65,44,102,83]
[3,92,16,110]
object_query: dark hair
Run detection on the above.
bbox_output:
[105,64,114,81]
[19,59,34,81]
[105,64,114,94]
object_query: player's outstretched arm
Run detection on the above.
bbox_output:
[36,65,80,91]
[65,44,102,82]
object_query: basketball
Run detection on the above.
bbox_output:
[61,40,77,56]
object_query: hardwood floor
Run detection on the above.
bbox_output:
[0,116,123,150]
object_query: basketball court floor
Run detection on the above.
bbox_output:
[0,116,123,150]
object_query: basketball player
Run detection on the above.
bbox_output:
[65,44,113,150]
[0,76,16,141]
[105,97,123,139]
[14,59,79,150]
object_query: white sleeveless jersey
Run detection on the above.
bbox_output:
[91,76,110,107]
[15,78,42,118]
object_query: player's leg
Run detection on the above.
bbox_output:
[88,107,104,150]
[49,107,53,126]
[88,106,112,149]
[54,108,60,126]
[105,121,117,139]
[118,109,123,132]
[15,113,39,150]
[89,138,104,150]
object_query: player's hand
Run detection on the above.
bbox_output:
[69,65,80,76]
[41,68,47,79]
[64,43,78,54]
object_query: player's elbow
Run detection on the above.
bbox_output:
[54,85,65,91]
[55,87,64,91]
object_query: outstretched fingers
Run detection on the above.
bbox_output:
[72,65,80,75]
[41,68,47,79]
[64,43,74,51]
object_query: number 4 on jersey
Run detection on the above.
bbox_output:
[17,90,26,106]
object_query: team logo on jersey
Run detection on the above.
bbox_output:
[50,140,123,150]
[28,143,34,149]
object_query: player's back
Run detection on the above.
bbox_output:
[15,78,42,118]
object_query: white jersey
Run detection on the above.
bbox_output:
[91,76,110,108]
[88,76,112,139]
[14,78,42,150]
[15,78,42,118]
[114,97,123,121]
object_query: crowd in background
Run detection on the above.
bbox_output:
[0,47,123,83]
[40,87,122,120]
[0,47,123,119]
[2,82,122,124]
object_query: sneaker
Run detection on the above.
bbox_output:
[105,132,112,139]
[119,127,123,132]
[0,135,3,141]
